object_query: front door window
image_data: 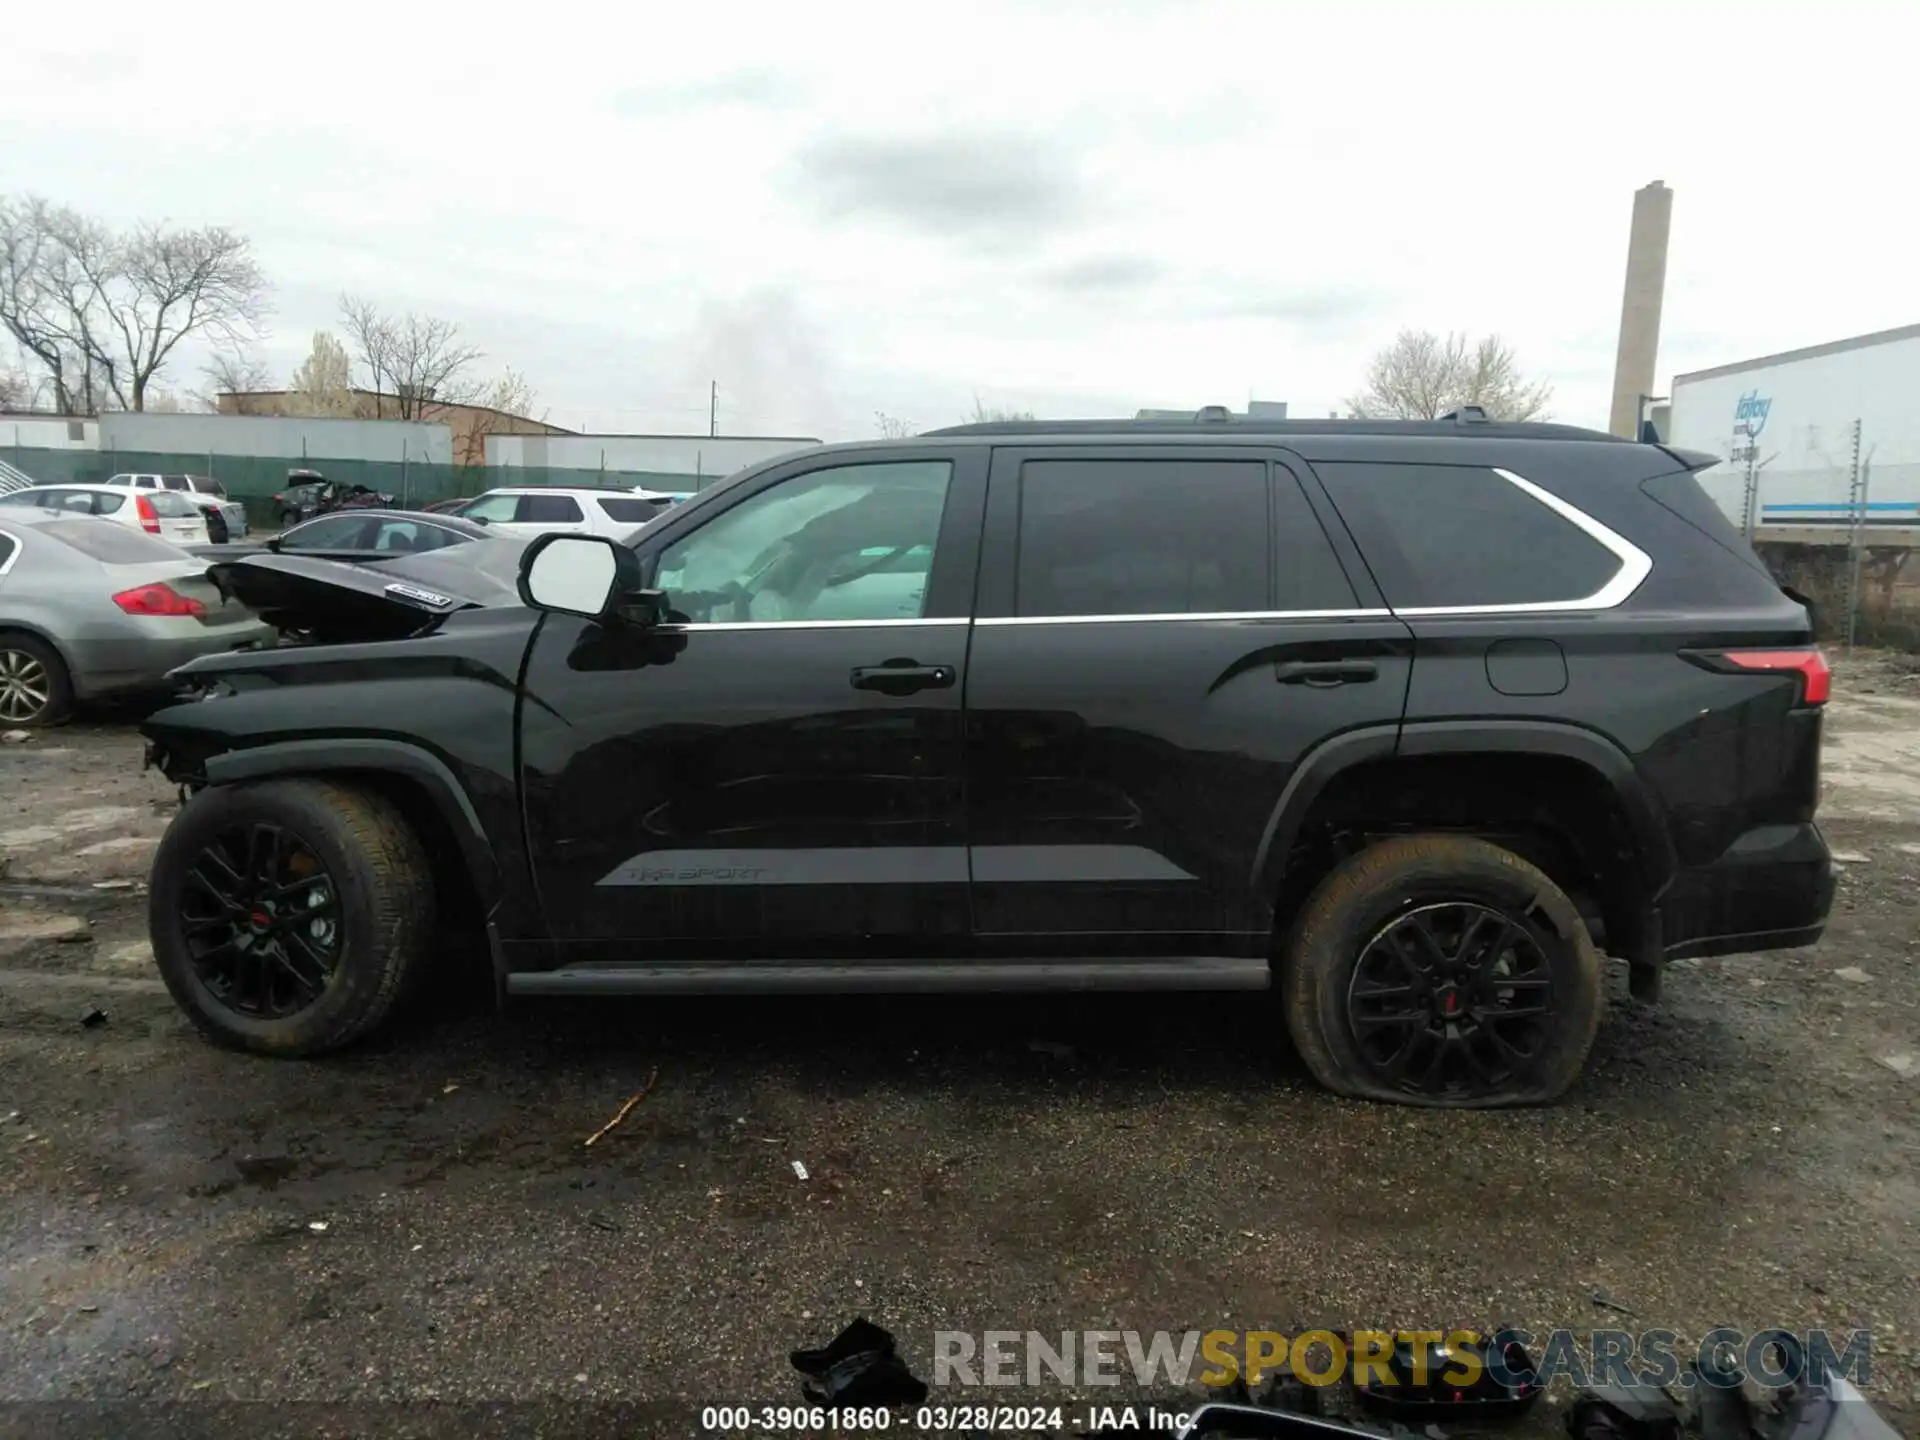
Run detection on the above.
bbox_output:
[654,461,952,624]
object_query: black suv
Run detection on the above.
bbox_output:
[140,413,1835,1106]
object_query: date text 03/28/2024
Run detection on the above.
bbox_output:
[699,1403,1183,1433]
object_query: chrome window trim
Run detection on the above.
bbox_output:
[976,608,1391,626]
[647,465,1651,630]
[669,618,969,632]
[1386,466,1653,617]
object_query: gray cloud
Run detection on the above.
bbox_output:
[1203,285,1393,330]
[1041,254,1166,293]
[612,70,808,117]
[786,132,1091,245]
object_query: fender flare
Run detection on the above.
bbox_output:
[201,737,501,900]
[1250,719,1677,903]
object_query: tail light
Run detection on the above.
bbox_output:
[113,583,206,618]
[134,495,161,533]
[1693,647,1832,705]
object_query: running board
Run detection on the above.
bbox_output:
[505,958,1270,997]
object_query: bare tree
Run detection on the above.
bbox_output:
[874,411,917,438]
[966,392,1036,424]
[286,330,356,417]
[0,197,104,414]
[1344,329,1552,422]
[455,367,544,466]
[0,363,29,411]
[337,295,483,418]
[0,195,269,413]
[197,344,274,410]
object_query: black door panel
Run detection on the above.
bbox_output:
[963,446,1413,949]
[519,446,987,961]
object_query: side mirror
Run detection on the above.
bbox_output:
[265,536,283,553]
[517,532,643,620]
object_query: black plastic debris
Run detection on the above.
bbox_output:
[1353,1332,1541,1422]
[78,1007,108,1029]
[1566,1385,1685,1440]
[789,1318,928,1407]
[1220,1359,1323,1417]
[1175,1405,1394,1439]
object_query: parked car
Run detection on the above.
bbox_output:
[105,473,250,544]
[191,510,496,562]
[270,471,396,527]
[0,509,273,726]
[203,531,531,645]
[139,411,1835,1106]
[0,483,210,546]
[452,487,669,537]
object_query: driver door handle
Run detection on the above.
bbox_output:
[851,660,956,696]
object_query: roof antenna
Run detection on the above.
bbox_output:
[1194,405,1233,423]
[1443,405,1490,425]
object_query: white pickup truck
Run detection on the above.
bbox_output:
[106,473,251,544]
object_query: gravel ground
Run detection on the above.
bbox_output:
[1,660,1915,1438]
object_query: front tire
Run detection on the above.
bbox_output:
[1282,835,1603,1108]
[149,779,436,1056]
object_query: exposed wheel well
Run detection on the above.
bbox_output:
[259,769,488,946]
[1274,752,1650,961]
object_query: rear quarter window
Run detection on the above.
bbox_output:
[42,519,187,563]
[1316,462,1626,609]
[596,497,664,524]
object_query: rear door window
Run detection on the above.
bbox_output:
[1315,462,1627,610]
[160,476,190,491]
[521,494,584,523]
[187,477,228,496]
[1013,458,1295,617]
[0,531,16,572]
[282,515,372,549]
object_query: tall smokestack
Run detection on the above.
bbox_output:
[1608,180,1674,438]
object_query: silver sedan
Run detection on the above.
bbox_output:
[0,508,274,726]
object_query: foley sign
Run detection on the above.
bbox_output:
[1731,389,1772,464]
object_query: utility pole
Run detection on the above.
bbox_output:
[709,381,718,438]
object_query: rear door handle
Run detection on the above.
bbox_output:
[1276,659,1379,687]
[851,660,956,696]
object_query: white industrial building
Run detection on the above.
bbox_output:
[1667,323,1920,533]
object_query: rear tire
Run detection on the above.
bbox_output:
[1282,834,1603,1108]
[0,632,73,728]
[148,779,436,1056]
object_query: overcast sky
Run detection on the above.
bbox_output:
[5,0,1914,440]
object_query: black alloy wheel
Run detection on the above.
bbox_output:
[1345,901,1555,1099]
[1282,834,1604,1108]
[180,822,341,1019]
